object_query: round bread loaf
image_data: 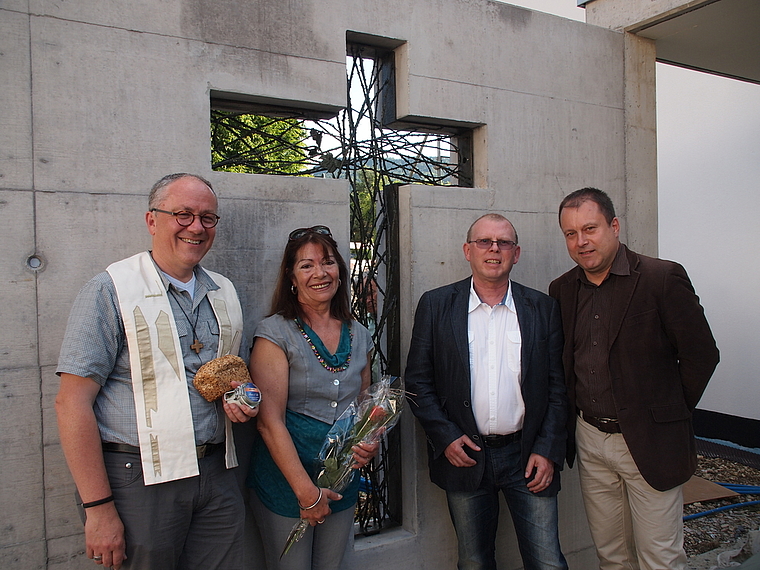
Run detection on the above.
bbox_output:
[193,354,251,402]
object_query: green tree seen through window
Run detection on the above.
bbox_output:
[211,110,308,175]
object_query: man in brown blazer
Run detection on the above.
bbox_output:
[549,188,719,570]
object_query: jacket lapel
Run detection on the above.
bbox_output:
[558,270,579,339]
[451,278,471,375]
[512,283,534,382]
[607,247,639,348]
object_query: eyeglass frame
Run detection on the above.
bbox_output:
[150,208,220,229]
[467,238,518,251]
[288,225,333,241]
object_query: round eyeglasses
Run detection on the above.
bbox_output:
[150,208,220,229]
[288,225,332,241]
[468,238,517,251]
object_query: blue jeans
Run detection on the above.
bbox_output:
[446,442,567,570]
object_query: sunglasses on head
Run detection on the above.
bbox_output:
[288,225,332,241]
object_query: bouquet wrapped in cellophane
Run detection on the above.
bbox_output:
[281,375,404,558]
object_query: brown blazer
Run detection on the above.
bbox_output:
[549,245,719,491]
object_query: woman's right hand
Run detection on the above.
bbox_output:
[298,486,343,526]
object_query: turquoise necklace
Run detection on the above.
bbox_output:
[295,318,352,373]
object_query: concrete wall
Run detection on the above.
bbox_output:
[1,1,645,568]
[583,0,716,31]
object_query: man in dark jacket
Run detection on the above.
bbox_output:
[549,187,719,570]
[406,213,568,570]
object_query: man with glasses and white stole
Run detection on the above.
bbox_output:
[55,173,258,570]
[406,213,569,570]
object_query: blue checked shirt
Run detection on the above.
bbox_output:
[57,256,244,446]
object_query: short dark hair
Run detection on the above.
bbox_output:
[270,231,352,323]
[148,173,215,210]
[558,187,616,225]
[466,213,519,244]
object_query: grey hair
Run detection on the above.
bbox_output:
[148,173,215,209]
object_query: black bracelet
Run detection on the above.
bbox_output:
[81,495,114,509]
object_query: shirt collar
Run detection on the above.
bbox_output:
[468,277,514,313]
[147,251,220,294]
[609,243,630,276]
[577,243,630,285]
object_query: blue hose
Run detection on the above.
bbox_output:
[684,500,760,521]
[716,483,760,494]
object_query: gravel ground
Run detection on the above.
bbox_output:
[686,455,760,568]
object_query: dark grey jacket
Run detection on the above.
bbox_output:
[405,277,568,495]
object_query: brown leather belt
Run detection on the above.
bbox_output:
[102,442,224,459]
[481,431,522,448]
[580,411,621,434]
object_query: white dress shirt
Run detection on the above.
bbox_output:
[467,278,524,435]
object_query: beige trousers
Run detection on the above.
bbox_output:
[575,415,687,570]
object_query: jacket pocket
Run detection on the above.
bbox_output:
[622,308,658,328]
[650,402,691,423]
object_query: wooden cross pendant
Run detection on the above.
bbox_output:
[190,339,204,354]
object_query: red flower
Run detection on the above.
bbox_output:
[368,405,386,423]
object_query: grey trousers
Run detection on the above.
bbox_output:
[97,449,246,570]
[248,486,355,570]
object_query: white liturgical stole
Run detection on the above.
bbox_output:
[107,252,243,485]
